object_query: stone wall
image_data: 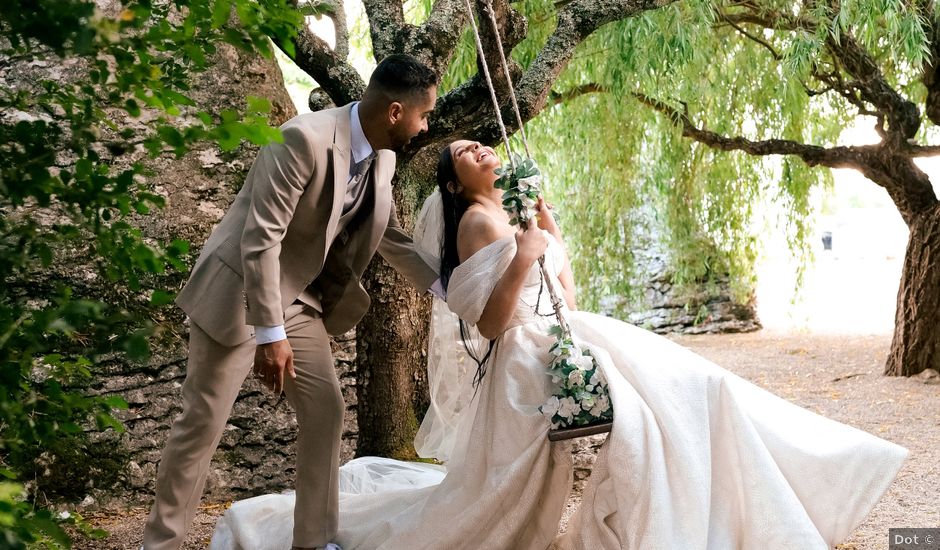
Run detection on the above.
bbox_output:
[600,207,761,335]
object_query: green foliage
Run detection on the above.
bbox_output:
[0,0,300,546]
[494,154,542,226]
[525,1,801,311]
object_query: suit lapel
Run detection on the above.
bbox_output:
[326,105,353,249]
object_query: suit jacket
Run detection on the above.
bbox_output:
[176,104,438,346]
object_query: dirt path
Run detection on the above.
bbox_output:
[76,331,939,549]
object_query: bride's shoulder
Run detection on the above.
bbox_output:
[457,208,513,263]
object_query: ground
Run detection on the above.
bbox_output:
[75,331,939,549]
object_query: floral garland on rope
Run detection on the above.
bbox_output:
[494,155,614,429]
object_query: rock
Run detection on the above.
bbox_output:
[917,368,940,384]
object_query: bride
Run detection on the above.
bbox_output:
[210,140,908,550]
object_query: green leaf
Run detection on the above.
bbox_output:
[124,98,141,117]
[212,0,234,27]
[102,395,129,410]
[246,95,272,114]
[122,330,150,360]
[150,290,175,306]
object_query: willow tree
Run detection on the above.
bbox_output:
[509,0,940,378]
[639,0,940,377]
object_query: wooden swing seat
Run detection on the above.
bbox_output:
[548,421,613,441]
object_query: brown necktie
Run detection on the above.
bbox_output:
[344,153,375,213]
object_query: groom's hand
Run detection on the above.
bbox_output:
[253,340,297,395]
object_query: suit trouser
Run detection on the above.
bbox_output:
[142,303,344,549]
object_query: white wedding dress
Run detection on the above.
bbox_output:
[211,234,907,550]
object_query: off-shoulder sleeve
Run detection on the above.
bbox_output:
[446,238,515,324]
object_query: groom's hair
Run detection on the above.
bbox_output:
[366,54,438,104]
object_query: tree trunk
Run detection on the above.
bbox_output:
[885,201,940,376]
[355,167,433,459]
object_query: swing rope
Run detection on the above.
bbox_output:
[480,0,532,159]
[461,0,516,170]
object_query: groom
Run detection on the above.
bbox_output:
[142,54,440,550]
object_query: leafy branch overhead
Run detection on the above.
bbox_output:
[631,2,939,225]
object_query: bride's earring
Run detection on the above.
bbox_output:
[447,181,463,195]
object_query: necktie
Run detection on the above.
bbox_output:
[345,152,375,212]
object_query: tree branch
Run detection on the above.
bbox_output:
[719,11,805,31]
[509,0,677,133]
[907,143,940,157]
[363,0,469,76]
[274,23,364,106]
[410,0,472,75]
[318,0,349,60]
[634,91,870,169]
[421,0,676,150]
[636,90,939,223]
[716,10,781,60]
[722,5,920,142]
[549,83,608,104]
[826,33,920,140]
[362,0,406,61]
[408,0,530,151]
[458,0,523,103]
[919,4,940,125]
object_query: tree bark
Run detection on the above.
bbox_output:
[354,163,435,459]
[885,202,940,376]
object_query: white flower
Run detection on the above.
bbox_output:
[579,393,596,411]
[571,354,594,371]
[520,194,537,215]
[517,175,542,191]
[589,372,600,387]
[589,395,611,417]
[540,395,561,417]
[567,369,585,387]
[557,396,580,420]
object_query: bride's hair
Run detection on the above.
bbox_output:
[435,145,466,292]
[436,144,495,388]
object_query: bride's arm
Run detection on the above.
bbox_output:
[458,212,548,340]
[535,198,577,310]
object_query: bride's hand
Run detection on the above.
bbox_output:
[535,196,560,237]
[514,218,549,264]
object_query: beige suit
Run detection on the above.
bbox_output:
[144,104,437,549]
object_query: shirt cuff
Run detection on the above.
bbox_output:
[255,325,287,344]
[429,279,447,301]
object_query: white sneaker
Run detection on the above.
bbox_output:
[324,544,342,550]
